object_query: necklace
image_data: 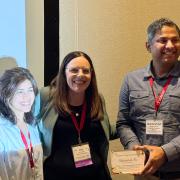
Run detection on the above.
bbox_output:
[70,105,83,118]
[75,113,79,117]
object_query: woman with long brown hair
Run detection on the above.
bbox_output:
[37,51,116,180]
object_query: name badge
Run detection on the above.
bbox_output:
[146,119,163,135]
[72,143,93,168]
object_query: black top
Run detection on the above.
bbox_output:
[43,105,111,180]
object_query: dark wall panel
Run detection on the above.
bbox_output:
[44,0,59,86]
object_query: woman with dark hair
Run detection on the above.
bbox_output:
[37,51,117,180]
[0,67,43,180]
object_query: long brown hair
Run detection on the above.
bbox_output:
[0,67,38,124]
[50,51,104,120]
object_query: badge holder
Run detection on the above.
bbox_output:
[72,135,93,168]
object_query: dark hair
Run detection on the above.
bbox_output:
[0,67,38,124]
[147,18,180,43]
[50,51,104,120]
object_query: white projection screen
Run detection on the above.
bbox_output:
[0,0,26,67]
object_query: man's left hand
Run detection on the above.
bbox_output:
[133,145,167,175]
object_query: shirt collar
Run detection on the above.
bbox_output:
[144,61,154,79]
[144,60,180,79]
[169,61,180,77]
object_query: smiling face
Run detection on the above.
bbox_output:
[65,56,91,96]
[9,79,35,117]
[146,25,180,69]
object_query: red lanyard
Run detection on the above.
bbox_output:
[20,129,34,168]
[149,75,172,114]
[70,102,87,144]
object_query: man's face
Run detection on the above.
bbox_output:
[146,26,180,67]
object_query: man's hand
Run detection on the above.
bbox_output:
[133,145,167,175]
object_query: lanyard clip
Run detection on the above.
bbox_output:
[78,134,82,144]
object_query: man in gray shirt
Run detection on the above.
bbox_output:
[116,18,180,180]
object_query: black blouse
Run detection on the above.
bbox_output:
[43,105,111,180]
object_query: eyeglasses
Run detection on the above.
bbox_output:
[66,67,91,75]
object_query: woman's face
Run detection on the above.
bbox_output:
[9,79,35,116]
[65,56,92,95]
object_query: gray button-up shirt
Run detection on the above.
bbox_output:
[116,61,180,172]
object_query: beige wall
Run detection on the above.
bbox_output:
[60,0,180,124]
[26,0,44,88]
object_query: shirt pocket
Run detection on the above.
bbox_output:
[129,90,152,116]
[169,91,180,114]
